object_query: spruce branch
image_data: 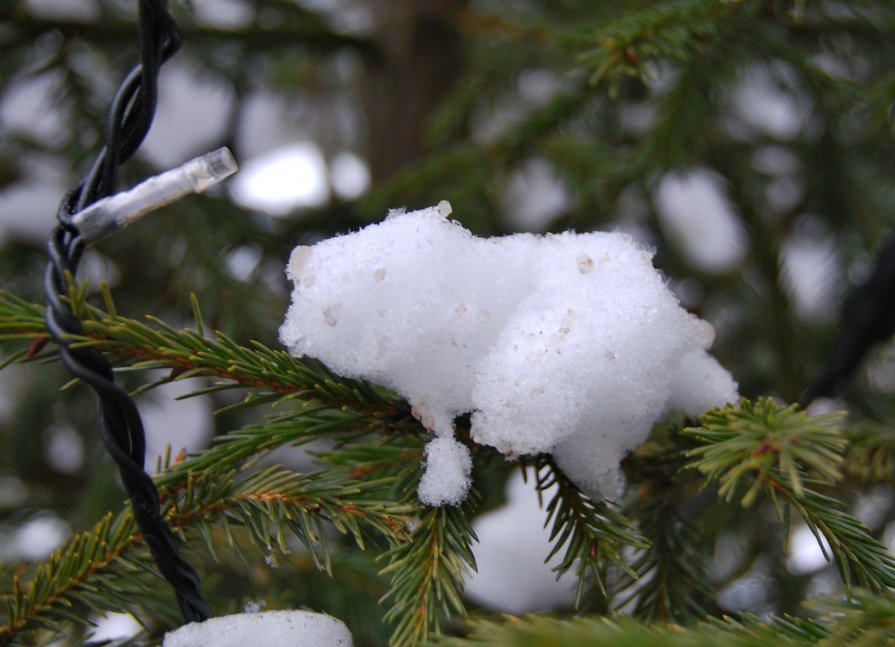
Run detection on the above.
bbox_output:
[434,612,830,647]
[578,0,749,90]
[616,494,713,623]
[684,399,846,503]
[612,413,717,621]
[315,429,487,646]
[157,406,410,492]
[0,288,408,420]
[843,421,895,486]
[379,494,479,647]
[0,3,379,59]
[807,590,895,645]
[0,465,407,645]
[315,435,434,487]
[684,398,895,592]
[531,457,646,608]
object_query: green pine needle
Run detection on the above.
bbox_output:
[0,466,408,644]
[684,398,895,592]
[532,457,646,608]
[379,495,479,647]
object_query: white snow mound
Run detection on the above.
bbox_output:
[163,610,352,647]
[280,202,738,505]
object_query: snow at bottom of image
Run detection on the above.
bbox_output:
[163,610,352,647]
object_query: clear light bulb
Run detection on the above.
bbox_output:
[72,147,238,244]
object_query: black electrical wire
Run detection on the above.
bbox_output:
[44,0,210,624]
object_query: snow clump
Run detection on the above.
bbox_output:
[163,610,352,647]
[280,201,738,506]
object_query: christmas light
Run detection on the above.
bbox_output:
[71,147,237,244]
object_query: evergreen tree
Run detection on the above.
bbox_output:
[2,0,895,645]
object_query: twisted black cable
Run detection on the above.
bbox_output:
[44,0,209,624]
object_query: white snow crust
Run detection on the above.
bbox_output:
[280,202,738,506]
[163,610,352,647]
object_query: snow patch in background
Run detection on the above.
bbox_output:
[866,340,895,393]
[765,175,804,215]
[0,155,70,244]
[24,0,98,21]
[465,469,575,613]
[473,70,564,144]
[786,524,830,575]
[87,613,143,643]
[330,151,370,201]
[852,487,893,529]
[140,62,234,169]
[0,71,69,145]
[751,145,799,176]
[231,143,329,215]
[139,375,213,473]
[779,218,841,321]
[0,514,70,563]
[717,556,774,616]
[298,0,373,34]
[730,64,808,141]
[236,92,304,160]
[501,158,572,232]
[43,424,84,474]
[654,168,747,273]
[190,0,254,28]
[225,244,264,281]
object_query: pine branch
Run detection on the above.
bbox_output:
[317,431,483,645]
[0,3,379,59]
[578,0,750,90]
[0,465,408,645]
[379,494,479,647]
[435,612,830,647]
[684,398,895,592]
[843,421,895,486]
[158,407,413,496]
[807,590,895,644]
[315,435,434,486]
[616,495,713,623]
[0,289,408,420]
[531,457,646,608]
[440,596,895,647]
[612,413,716,622]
